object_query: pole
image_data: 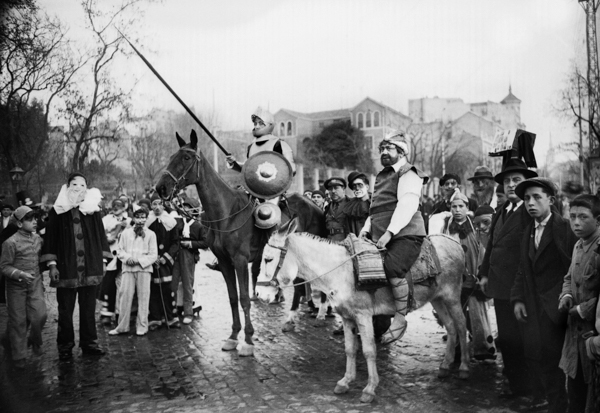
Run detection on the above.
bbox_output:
[118,31,231,156]
[578,74,585,186]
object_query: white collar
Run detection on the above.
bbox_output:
[535,213,552,229]
[505,200,523,212]
[389,157,407,172]
[53,185,102,215]
[145,211,177,231]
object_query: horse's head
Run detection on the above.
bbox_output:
[155,129,203,200]
[256,217,299,304]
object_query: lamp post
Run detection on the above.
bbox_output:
[9,166,24,205]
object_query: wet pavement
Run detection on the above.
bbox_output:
[1,251,535,412]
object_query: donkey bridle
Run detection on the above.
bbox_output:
[255,242,287,288]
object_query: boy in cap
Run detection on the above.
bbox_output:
[511,177,577,412]
[109,206,157,336]
[173,197,208,324]
[359,131,429,345]
[558,194,600,412]
[226,107,296,175]
[0,206,47,368]
[311,190,326,210]
[479,158,538,398]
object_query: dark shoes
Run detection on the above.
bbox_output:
[81,346,106,357]
[206,262,220,271]
[59,350,73,361]
[100,316,113,326]
[498,388,528,399]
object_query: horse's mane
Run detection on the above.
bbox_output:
[294,232,344,245]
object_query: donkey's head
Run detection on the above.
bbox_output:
[256,217,299,304]
[155,129,203,200]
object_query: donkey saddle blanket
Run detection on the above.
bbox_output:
[341,233,442,291]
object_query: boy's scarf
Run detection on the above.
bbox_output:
[145,211,177,231]
[182,218,194,239]
[54,185,102,215]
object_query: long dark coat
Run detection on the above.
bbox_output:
[510,211,577,359]
[41,208,111,288]
[479,202,533,300]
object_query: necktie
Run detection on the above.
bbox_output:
[535,223,545,249]
[506,203,517,218]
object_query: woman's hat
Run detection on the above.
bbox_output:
[494,158,538,184]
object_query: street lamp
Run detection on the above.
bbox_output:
[9,166,24,206]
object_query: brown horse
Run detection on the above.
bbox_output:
[155,130,326,356]
[256,218,470,402]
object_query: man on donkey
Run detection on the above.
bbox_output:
[359,131,429,345]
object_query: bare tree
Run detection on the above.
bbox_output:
[0,2,84,195]
[60,0,152,172]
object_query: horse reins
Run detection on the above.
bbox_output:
[256,241,374,289]
[161,147,255,233]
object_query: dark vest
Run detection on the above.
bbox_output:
[370,162,428,242]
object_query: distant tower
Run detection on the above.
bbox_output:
[500,85,522,125]
[579,0,600,157]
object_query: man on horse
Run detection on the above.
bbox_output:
[225,107,296,176]
[359,131,429,345]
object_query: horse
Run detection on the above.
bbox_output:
[155,129,326,356]
[255,218,470,403]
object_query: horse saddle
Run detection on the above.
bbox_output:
[341,234,442,292]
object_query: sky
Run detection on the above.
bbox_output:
[42,0,587,164]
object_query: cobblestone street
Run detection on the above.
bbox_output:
[1,251,533,413]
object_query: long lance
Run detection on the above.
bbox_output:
[120,32,231,156]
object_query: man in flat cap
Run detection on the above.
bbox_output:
[510,177,576,412]
[468,166,498,209]
[359,131,428,345]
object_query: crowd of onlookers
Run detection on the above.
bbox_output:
[1,163,600,412]
[0,174,207,369]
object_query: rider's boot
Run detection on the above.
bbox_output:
[380,277,409,345]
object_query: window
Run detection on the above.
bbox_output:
[357,113,364,129]
[279,122,285,136]
[287,121,292,136]
[374,111,380,127]
[365,135,374,150]
[366,111,372,128]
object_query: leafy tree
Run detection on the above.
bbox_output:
[304,120,374,174]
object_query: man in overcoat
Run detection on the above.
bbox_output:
[479,158,538,398]
[511,177,577,412]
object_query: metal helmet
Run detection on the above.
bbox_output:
[251,107,275,137]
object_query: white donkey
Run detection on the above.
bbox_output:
[256,218,469,403]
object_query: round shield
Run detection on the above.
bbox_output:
[242,151,293,198]
[253,203,282,229]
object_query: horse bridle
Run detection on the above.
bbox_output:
[161,147,200,199]
[255,242,287,288]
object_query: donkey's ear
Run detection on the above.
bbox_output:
[287,217,299,235]
[176,132,186,148]
[190,130,198,150]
